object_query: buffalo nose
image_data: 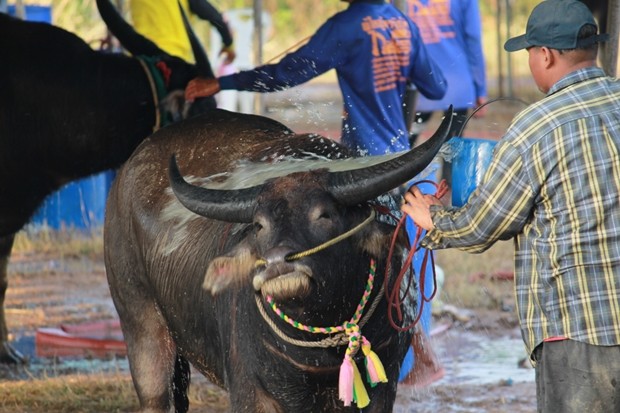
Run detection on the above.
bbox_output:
[263,246,295,264]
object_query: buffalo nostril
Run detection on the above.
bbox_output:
[263,246,294,264]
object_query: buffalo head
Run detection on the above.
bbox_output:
[168,108,452,310]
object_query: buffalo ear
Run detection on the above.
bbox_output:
[203,248,257,295]
[356,221,407,260]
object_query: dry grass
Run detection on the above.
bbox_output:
[435,240,516,311]
[12,228,103,261]
[0,371,230,413]
[0,372,138,413]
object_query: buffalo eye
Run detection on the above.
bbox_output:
[253,215,269,234]
[309,206,334,223]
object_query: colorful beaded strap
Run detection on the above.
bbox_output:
[265,259,386,408]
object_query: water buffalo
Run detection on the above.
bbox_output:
[0,0,215,363]
[104,108,452,412]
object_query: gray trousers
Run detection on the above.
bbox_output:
[533,340,620,413]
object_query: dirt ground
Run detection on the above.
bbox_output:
[1,82,539,411]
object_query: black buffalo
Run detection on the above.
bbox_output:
[104,108,453,412]
[0,0,215,363]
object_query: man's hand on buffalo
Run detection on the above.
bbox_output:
[401,186,440,231]
[185,77,221,101]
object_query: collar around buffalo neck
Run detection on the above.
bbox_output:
[137,55,170,132]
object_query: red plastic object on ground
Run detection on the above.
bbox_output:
[35,319,126,358]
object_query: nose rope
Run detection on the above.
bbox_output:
[257,260,386,408]
[254,209,376,267]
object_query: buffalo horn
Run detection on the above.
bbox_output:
[168,155,261,223]
[96,0,169,58]
[178,1,215,78]
[327,106,454,206]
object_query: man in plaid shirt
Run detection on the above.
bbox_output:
[402,0,619,411]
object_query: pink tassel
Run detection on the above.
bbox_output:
[365,356,380,384]
[339,356,354,406]
[362,339,388,387]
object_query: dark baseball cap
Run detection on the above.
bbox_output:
[504,0,609,52]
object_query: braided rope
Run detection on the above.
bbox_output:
[255,294,349,347]
[254,281,385,348]
[256,260,383,349]
[267,260,375,331]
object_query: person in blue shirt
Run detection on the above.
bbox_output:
[398,0,488,388]
[185,0,447,156]
[405,0,488,149]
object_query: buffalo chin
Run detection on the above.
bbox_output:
[255,272,312,301]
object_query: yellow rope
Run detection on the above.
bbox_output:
[255,209,375,267]
[264,36,311,64]
[287,209,375,261]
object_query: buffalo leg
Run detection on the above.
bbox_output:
[0,233,25,364]
[172,354,191,413]
[115,295,179,413]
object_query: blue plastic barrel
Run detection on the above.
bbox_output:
[31,171,116,231]
[449,137,497,207]
[8,5,52,23]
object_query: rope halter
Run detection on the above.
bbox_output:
[258,259,386,408]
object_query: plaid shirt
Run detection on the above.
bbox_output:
[422,67,620,358]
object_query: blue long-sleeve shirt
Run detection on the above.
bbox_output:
[218,0,447,155]
[406,0,487,112]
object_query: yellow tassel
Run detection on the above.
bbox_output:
[362,340,388,386]
[352,361,370,408]
[366,350,388,385]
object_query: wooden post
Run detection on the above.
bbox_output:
[602,0,620,76]
[496,0,504,97]
[253,0,265,115]
[14,0,25,19]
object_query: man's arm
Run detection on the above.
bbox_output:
[403,140,534,252]
[188,0,233,46]
[186,18,342,100]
